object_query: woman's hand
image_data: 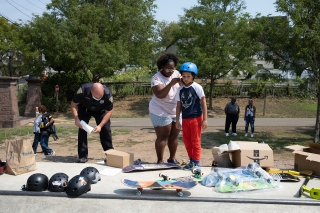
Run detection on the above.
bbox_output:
[170,77,181,86]
[175,122,181,130]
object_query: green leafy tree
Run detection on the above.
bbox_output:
[0,18,41,77]
[252,0,320,142]
[175,0,260,109]
[151,21,180,71]
[20,0,157,82]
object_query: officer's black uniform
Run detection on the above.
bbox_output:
[72,82,114,159]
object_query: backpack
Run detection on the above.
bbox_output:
[41,114,56,134]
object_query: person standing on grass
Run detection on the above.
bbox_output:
[149,53,181,164]
[224,96,240,136]
[175,62,208,170]
[244,97,256,137]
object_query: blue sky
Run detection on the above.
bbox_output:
[0,0,282,23]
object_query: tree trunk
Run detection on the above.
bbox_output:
[314,81,320,143]
[208,75,214,110]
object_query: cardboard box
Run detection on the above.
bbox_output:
[104,150,134,168]
[223,141,274,168]
[286,142,320,176]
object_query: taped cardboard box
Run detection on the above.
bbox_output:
[285,142,320,176]
[104,150,134,168]
[222,141,274,168]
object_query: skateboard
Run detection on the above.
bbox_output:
[266,169,313,176]
[216,176,279,193]
[121,175,197,196]
[270,173,300,182]
[159,172,203,183]
[122,163,180,173]
[213,163,280,192]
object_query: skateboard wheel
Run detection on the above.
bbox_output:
[159,173,170,181]
[255,171,261,178]
[159,172,163,177]
[177,191,183,197]
[135,190,142,196]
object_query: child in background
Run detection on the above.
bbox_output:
[244,97,256,137]
[32,107,42,154]
[38,105,55,156]
[175,62,208,170]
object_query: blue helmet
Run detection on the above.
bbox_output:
[179,62,198,75]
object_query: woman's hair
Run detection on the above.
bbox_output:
[156,53,179,70]
[38,105,47,113]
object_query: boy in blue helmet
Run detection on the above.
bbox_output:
[175,62,208,170]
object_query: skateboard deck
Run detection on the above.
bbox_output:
[270,173,300,182]
[121,176,197,196]
[122,163,180,173]
[213,164,280,192]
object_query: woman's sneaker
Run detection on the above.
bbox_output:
[167,158,180,165]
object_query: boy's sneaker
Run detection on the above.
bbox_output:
[77,158,88,163]
[245,133,248,137]
[232,132,237,136]
[167,158,180,165]
[251,134,254,138]
[47,151,55,156]
[225,133,229,137]
[183,162,194,170]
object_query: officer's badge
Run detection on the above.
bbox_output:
[109,96,113,103]
[100,100,104,104]
[76,87,83,94]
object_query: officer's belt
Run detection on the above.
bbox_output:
[86,108,106,114]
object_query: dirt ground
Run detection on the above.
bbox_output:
[0,126,296,170]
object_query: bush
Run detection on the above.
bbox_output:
[41,72,89,112]
[17,84,28,115]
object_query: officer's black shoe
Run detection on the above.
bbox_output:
[77,158,88,163]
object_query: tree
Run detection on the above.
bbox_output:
[252,0,320,143]
[0,18,40,77]
[175,0,259,109]
[150,21,180,71]
[20,0,157,82]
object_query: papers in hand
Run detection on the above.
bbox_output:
[80,120,94,134]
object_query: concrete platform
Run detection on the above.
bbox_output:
[1,162,320,205]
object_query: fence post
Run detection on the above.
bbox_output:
[263,87,266,116]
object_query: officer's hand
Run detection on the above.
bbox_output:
[75,117,82,128]
[93,125,102,133]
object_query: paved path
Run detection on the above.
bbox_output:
[1,163,320,213]
[21,116,316,127]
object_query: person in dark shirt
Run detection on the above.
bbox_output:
[175,62,208,170]
[71,82,114,163]
[224,96,240,136]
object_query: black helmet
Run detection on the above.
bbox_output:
[23,173,48,191]
[66,175,91,197]
[80,167,101,184]
[48,173,69,192]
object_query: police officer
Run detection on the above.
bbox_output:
[71,82,114,163]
